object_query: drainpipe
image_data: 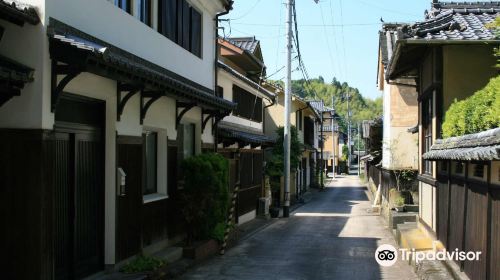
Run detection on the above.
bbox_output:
[214,1,234,152]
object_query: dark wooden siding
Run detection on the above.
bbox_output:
[490,189,500,280]
[53,134,71,280]
[167,145,184,238]
[448,183,466,255]
[142,199,169,247]
[437,181,449,247]
[464,184,488,280]
[0,130,53,280]
[116,136,143,262]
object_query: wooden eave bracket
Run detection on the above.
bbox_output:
[51,60,82,112]
[176,101,197,129]
[201,109,219,132]
[140,90,163,124]
[117,82,141,121]
[212,113,225,134]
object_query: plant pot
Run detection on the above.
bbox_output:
[183,239,219,260]
[394,206,405,212]
[270,207,280,218]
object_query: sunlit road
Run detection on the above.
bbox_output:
[179,175,417,280]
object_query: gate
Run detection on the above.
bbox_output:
[53,95,104,280]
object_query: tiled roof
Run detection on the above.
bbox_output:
[0,0,39,25]
[227,37,260,53]
[218,123,276,145]
[217,61,275,100]
[0,54,33,83]
[48,18,236,112]
[400,1,500,41]
[379,24,402,66]
[423,127,500,161]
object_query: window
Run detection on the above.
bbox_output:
[181,123,195,159]
[114,0,131,13]
[440,161,448,173]
[216,86,224,98]
[297,110,303,130]
[158,0,202,57]
[453,161,464,175]
[143,131,158,195]
[232,85,262,122]
[473,164,485,178]
[422,94,433,175]
[135,0,152,26]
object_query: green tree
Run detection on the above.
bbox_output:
[265,126,303,178]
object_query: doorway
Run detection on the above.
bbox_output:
[53,94,105,280]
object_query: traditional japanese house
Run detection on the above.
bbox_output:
[387,1,500,279]
[264,90,321,203]
[374,22,419,217]
[216,36,276,224]
[0,0,234,279]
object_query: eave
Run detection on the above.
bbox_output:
[387,39,500,80]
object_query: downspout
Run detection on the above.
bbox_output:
[214,1,233,152]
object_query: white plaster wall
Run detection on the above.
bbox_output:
[419,181,434,231]
[382,81,391,169]
[46,0,218,88]
[0,0,48,128]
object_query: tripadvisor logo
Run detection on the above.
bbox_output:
[375,244,482,266]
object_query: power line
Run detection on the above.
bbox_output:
[231,22,382,27]
[339,0,348,81]
[329,0,344,81]
[291,3,319,100]
[319,1,338,83]
[229,0,262,21]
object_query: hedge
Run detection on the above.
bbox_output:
[442,76,500,138]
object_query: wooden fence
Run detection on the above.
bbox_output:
[437,161,500,280]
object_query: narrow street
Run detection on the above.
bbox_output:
[180,176,417,280]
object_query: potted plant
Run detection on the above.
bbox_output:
[394,196,405,212]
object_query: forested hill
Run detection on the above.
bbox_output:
[290,76,382,125]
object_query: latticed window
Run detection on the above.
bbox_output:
[473,164,485,178]
[422,94,433,175]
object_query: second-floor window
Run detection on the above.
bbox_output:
[135,0,152,26]
[232,85,262,123]
[114,0,131,14]
[158,0,202,57]
[422,94,433,175]
[296,110,303,131]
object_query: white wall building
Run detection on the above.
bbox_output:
[0,0,234,279]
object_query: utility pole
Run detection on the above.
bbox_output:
[346,91,351,174]
[358,122,361,176]
[283,0,293,218]
[331,96,336,179]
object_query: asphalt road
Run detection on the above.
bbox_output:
[179,175,417,280]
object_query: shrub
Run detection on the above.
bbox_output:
[442,76,500,138]
[265,126,303,178]
[181,153,229,244]
[120,255,165,273]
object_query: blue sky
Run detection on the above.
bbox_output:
[220,0,429,100]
